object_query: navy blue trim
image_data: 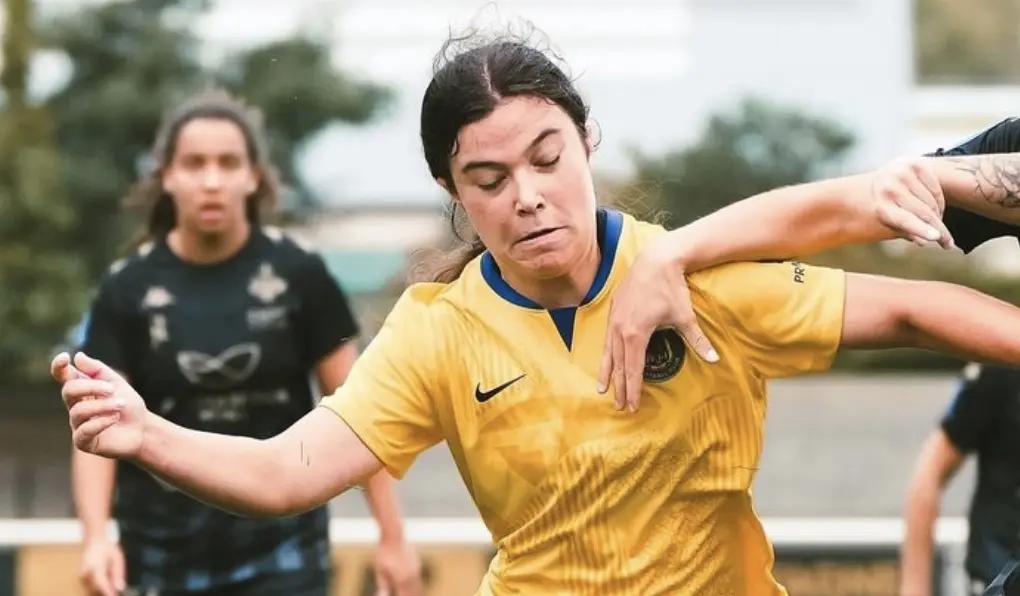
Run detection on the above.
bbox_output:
[548,307,577,349]
[481,252,541,308]
[583,209,622,305]
[480,208,624,348]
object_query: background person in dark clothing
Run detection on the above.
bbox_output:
[901,117,1020,596]
[74,90,422,596]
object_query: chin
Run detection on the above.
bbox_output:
[195,224,229,239]
[522,256,574,279]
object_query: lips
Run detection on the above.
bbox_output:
[516,227,561,245]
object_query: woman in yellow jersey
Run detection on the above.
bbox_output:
[49,35,1020,595]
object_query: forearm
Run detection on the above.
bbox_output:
[363,470,407,543]
[901,478,940,594]
[902,282,1020,365]
[934,153,1020,224]
[134,412,295,517]
[668,173,886,272]
[71,449,115,542]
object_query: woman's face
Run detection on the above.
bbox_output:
[446,96,598,281]
[161,117,259,238]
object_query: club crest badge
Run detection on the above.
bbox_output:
[644,329,686,382]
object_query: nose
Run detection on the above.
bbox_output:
[514,173,545,214]
[201,166,223,191]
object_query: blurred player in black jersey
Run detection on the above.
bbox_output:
[74,90,422,596]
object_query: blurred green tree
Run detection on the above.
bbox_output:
[619,99,855,228]
[0,0,88,386]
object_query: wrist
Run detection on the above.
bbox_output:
[659,228,694,273]
[132,411,162,467]
[81,525,112,546]
[378,522,407,546]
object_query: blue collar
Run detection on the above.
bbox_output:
[481,208,623,310]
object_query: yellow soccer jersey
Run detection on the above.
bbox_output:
[321,209,846,595]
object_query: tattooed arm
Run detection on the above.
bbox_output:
[936,154,1020,225]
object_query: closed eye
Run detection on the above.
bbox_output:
[479,177,505,191]
[535,155,560,168]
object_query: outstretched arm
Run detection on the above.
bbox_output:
[53,352,382,518]
[841,273,1020,364]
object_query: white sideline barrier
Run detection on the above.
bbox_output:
[0,516,968,547]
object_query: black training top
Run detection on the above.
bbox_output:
[79,226,358,592]
[942,364,1020,583]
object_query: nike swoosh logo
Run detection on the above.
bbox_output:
[475,374,526,403]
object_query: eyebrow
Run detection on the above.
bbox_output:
[460,128,561,174]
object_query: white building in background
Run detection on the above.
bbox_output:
[295,0,914,208]
[191,0,931,284]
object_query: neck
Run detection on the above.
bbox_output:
[167,221,251,265]
[500,238,601,309]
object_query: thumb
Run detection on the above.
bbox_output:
[73,352,118,382]
[375,564,392,596]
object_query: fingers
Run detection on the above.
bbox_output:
[69,396,125,428]
[915,167,956,249]
[674,283,719,363]
[913,160,946,215]
[597,328,614,394]
[398,573,423,596]
[611,336,625,411]
[73,414,120,452]
[876,200,939,244]
[73,352,116,382]
[81,564,116,596]
[679,319,719,363]
[62,378,115,409]
[374,568,392,596]
[621,330,649,413]
[898,174,955,249]
[109,548,127,594]
[51,352,82,384]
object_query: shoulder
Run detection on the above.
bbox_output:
[686,261,844,316]
[616,210,666,249]
[964,363,1020,387]
[259,226,319,262]
[254,226,333,278]
[390,281,458,322]
[936,117,1020,155]
[687,261,786,295]
[96,240,163,292]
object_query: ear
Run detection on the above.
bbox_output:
[583,123,596,158]
[160,169,174,195]
[247,168,261,195]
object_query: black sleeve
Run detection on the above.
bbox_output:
[78,279,130,374]
[293,252,360,367]
[930,118,1020,252]
[940,364,1010,452]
